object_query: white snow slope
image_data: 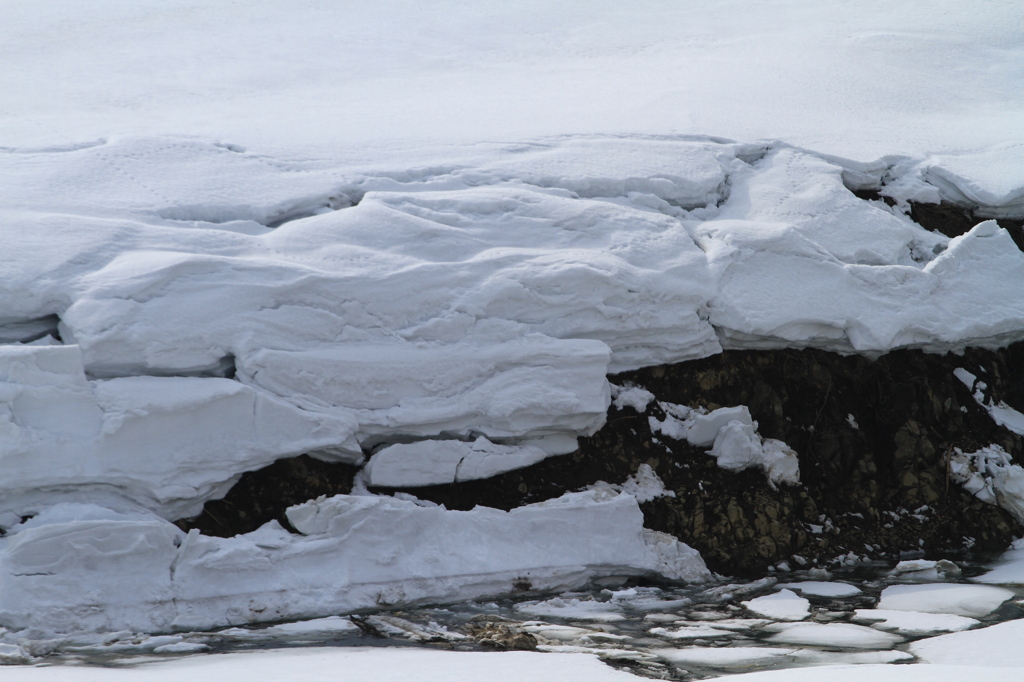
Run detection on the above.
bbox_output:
[2,0,1024,640]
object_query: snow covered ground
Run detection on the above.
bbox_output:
[3,0,1024,676]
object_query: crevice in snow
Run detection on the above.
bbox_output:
[0,314,62,345]
[157,189,364,229]
[85,353,238,380]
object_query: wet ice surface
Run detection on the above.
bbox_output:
[18,560,1024,679]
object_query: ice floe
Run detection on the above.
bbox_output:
[741,589,810,621]
[909,619,1024,667]
[876,583,1013,618]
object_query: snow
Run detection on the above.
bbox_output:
[589,464,676,504]
[650,405,800,487]
[363,437,556,488]
[741,589,810,621]
[0,490,709,635]
[0,647,645,682]
[947,445,1024,525]
[776,582,862,598]
[954,369,1024,436]
[515,598,625,623]
[851,609,978,636]
[909,620,1024,667]
[3,0,1024,645]
[765,622,904,649]
[876,583,1014,618]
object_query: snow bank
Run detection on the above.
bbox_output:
[0,490,710,635]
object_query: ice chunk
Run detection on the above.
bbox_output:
[741,589,810,621]
[776,581,861,598]
[709,421,800,487]
[877,583,1013,617]
[852,608,977,635]
[766,622,903,649]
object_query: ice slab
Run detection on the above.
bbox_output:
[364,437,553,488]
[876,583,1013,618]
[765,622,903,649]
[909,619,1024,667]
[851,609,977,636]
[776,581,861,598]
[741,589,810,621]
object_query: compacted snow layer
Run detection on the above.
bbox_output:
[0,491,710,634]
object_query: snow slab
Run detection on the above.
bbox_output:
[363,437,556,488]
[909,619,1024,667]
[0,647,644,682]
[741,589,810,621]
[765,622,903,649]
[851,609,978,636]
[876,583,1014,618]
[777,582,862,598]
[0,491,709,634]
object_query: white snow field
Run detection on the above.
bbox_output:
[3,0,1024,677]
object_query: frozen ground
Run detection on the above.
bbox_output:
[3,0,1024,678]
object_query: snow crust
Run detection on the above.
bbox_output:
[909,620,1024,667]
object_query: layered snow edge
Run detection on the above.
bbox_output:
[2,134,1024,636]
[0,491,710,636]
